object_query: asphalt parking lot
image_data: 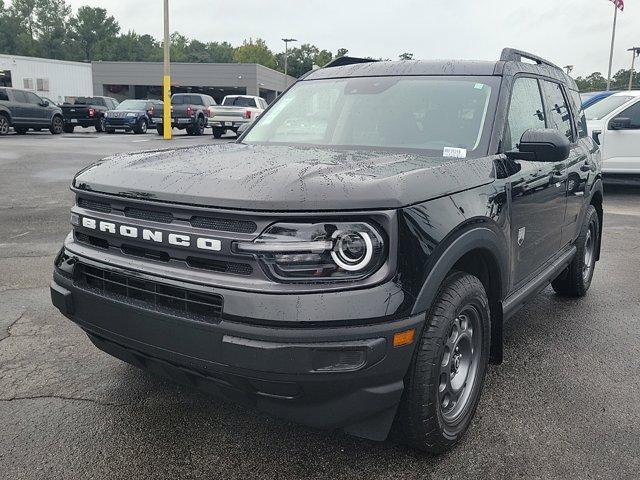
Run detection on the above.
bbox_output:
[1,130,638,480]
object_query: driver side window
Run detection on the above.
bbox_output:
[505,77,546,151]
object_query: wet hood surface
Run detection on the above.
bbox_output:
[73,143,495,211]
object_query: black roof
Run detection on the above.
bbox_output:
[305,48,578,91]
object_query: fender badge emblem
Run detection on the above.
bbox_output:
[517,227,526,246]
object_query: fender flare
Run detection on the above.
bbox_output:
[410,223,509,364]
[411,224,510,316]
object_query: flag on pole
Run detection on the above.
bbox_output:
[610,0,624,11]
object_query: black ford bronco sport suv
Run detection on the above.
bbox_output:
[51,49,602,453]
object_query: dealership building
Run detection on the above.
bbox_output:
[0,54,295,105]
[92,61,295,104]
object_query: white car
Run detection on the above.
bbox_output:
[586,90,640,176]
[209,95,267,138]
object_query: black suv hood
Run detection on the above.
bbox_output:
[73,143,495,211]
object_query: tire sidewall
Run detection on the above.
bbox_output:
[0,114,9,135]
[433,288,491,440]
[50,116,63,134]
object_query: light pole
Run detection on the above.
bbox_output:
[282,38,297,88]
[163,0,171,140]
[627,47,640,90]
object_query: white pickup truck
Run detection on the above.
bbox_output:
[209,95,268,138]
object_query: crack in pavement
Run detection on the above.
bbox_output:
[1,310,26,342]
[0,395,134,407]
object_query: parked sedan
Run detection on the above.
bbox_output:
[580,90,614,109]
[104,99,162,134]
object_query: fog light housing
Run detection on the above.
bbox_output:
[312,349,366,372]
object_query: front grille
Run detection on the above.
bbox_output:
[124,207,173,224]
[76,264,223,322]
[78,198,111,213]
[186,256,253,275]
[191,216,257,234]
[75,232,109,249]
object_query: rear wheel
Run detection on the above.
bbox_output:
[0,114,9,135]
[95,116,105,132]
[552,205,599,297]
[134,118,148,134]
[49,115,63,134]
[212,127,223,138]
[14,126,28,135]
[395,271,490,453]
[63,125,75,133]
[156,125,164,135]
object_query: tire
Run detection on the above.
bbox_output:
[212,127,223,139]
[95,116,105,132]
[0,114,9,135]
[134,118,148,134]
[156,125,164,135]
[192,116,204,136]
[552,205,599,297]
[49,115,63,135]
[63,125,75,133]
[14,126,28,135]
[185,126,194,136]
[395,271,491,453]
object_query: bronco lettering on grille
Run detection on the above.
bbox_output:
[80,216,222,251]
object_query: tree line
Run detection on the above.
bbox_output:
[0,0,348,78]
[574,69,639,92]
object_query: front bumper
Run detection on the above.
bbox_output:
[51,252,424,440]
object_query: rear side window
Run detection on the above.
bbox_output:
[13,90,28,103]
[541,81,574,142]
[0,88,8,101]
[566,89,588,138]
[505,77,546,151]
[617,100,640,128]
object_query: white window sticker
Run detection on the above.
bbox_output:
[443,147,467,158]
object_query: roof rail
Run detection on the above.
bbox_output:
[500,48,562,71]
[322,56,378,69]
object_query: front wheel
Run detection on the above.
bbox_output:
[552,205,599,297]
[395,271,490,453]
[95,116,105,132]
[50,116,63,134]
[134,118,148,134]
[192,116,204,136]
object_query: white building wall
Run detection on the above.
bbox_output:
[0,54,93,104]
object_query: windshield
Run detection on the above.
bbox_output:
[585,95,634,120]
[243,76,497,155]
[116,100,148,110]
[223,96,256,107]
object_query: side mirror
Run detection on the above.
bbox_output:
[506,128,570,162]
[40,101,49,107]
[608,117,631,130]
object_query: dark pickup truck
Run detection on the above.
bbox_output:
[61,96,119,133]
[52,49,603,453]
[152,93,215,136]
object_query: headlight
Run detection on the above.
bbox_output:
[234,222,385,282]
[126,112,136,117]
[104,112,109,118]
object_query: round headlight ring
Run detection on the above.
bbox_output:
[331,230,374,272]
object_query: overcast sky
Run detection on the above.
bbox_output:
[59,0,640,77]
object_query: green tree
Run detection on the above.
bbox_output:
[185,39,209,62]
[399,52,413,60]
[336,48,349,57]
[168,32,189,62]
[234,38,276,69]
[0,1,23,56]
[111,31,161,62]
[206,41,235,63]
[8,0,39,56]
[68,6,120,61]
[34,0,71,59]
